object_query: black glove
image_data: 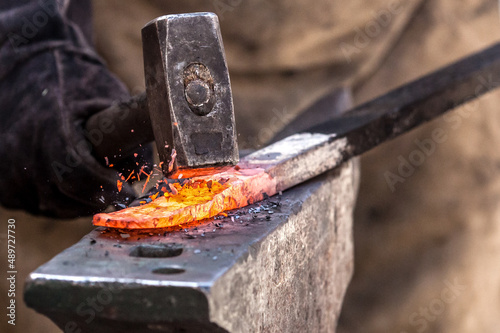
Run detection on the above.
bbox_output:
[0,0,150,217]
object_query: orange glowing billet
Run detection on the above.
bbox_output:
[92,166,277,229]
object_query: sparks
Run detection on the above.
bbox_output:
[141,171,153,194]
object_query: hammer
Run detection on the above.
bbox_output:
[85,13,239,176]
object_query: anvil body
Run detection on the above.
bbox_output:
[24,162,357,333]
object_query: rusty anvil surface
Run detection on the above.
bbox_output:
[24,162,358,333]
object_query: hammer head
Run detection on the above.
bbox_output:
[142,13,238,177]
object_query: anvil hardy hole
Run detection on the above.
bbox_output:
[152,267,186,275]
[129,244,183,258]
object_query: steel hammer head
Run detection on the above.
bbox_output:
[142,13,238,177]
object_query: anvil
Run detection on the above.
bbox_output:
[24,11,500,333]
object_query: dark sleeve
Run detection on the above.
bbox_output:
[0,0,149,217]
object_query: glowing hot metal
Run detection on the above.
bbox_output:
[93,167,276,229]
[93,133,344,229]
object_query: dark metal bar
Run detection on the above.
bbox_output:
[241,42,500,193]
[308,42,500,156]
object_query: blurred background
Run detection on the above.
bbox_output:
[2,0,500,332]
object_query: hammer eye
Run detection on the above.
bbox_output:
[183,63,215,116]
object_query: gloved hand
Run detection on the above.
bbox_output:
[0,0,151,217]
